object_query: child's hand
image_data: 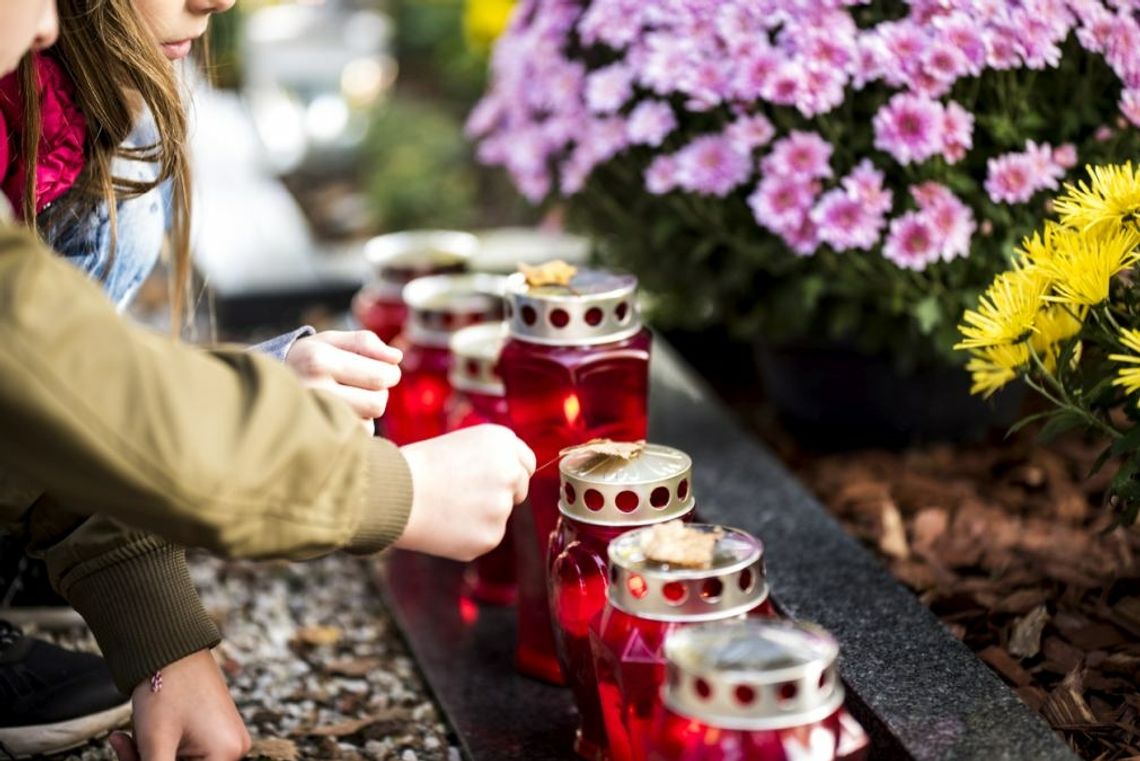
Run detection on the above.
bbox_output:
[285,331,402,422]
[108,649,250,761]
[395,425,536,562]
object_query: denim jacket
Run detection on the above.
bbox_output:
[41,117,312,359]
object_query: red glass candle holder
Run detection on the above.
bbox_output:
[385,274,505,445]
[500,268,652,685]
[594,525,775,761]
[551,443,696,761]
[352,230,476,343]
[646,620,869,761]
[447,323,517,606]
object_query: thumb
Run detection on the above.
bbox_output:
[109,732,141,761]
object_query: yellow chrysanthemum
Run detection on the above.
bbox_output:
[955,267,1051,350]
[1030,305,1084,373]
[1109,327,1140,399]
[966,342,1031,397]
[1015,221,1067,267]
[1038,226,1140,307]
[1054,162,1140,234]
[465,0,516,52]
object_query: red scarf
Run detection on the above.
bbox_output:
[0,54,87,219]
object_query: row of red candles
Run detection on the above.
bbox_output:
[351,246,868,761]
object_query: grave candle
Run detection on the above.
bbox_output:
[499,266,651,684]
[352,230,476,343]
[551,443,696,761]
[646,620,869,761]
[385,274,504,445]
[447,323,517,606]
[594,525,775,761]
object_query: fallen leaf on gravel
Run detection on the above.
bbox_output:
[294,626,342,647]
[995,588,1049,615]
[910,508,948,557]
[325,657,383,678]
[980,645,1033,687]
[248,738,299,761]
[878,501,909,560]
[1009,605,1050,659]
[1042,669,1098,728]
[305,717,377,738]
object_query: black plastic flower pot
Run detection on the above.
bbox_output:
[754,341,1025,449]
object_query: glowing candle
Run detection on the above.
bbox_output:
[384,274,505,445]
[593,525,776,761]
[447,323,517,606]
[646,620,869,761]
[351,230,476,343]
[499,268,652,685]
[550,443,696,761]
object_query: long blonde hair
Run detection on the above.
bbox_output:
[18,0,194,332]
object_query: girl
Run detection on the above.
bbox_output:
[0,0,395,758]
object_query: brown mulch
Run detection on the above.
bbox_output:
[779,428,1140,760]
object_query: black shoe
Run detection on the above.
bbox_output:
[0,536,83,629]
[0,621,131,759]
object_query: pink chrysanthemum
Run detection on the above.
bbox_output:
[627,101,677,147]
[645,155,680,195]
[1053,143,1078,169]
[761,131,833,181]
[872,93,945,166]
[585,63,634,114]
[847,164,893,220]
[941,101,975,164]
[883,212,940,271]
[911,182,975,261]
[1122,89,1140,128]
[748,175,817,237]
[811,189,886,252]
[724,113,776,153]
[674,135,752,197]
[984,153,1037,204]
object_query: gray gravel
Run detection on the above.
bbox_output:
[36,554,459,761]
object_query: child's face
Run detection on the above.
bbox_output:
[0,0,58,76]
[134,0,235,61]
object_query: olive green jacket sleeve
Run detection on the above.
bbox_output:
[0,223,412,560]
[23,504,222,694]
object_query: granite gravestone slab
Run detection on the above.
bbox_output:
[378,341,1076,761]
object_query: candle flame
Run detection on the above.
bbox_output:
[563,392,582,425]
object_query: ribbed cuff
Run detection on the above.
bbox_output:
[62,546,221,694]
[347,438,413,555]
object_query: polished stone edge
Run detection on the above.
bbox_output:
[647,341,1075,761]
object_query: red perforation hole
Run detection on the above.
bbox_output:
[584,489,604,511]
[735,685,756,706]
[739,568,754,593]
[650,487,670,508]
[628,574,648,599]
[521,305,537,326]
[616,490,639,513]
[701,578,723,601]
[695,678,712,700]
[564,483,576,504]
[615,301,630,322]
[465,358,480,377]
[550,308,570,328]
[585,307,603,326]
[779,682,798,702]
[663,582,687,605]
[677,479,689,500]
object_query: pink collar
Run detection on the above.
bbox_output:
[0,54,87,219]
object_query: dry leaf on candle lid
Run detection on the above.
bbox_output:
[520,260,577,288]
[559,439,646,460]
[643,520,722,569]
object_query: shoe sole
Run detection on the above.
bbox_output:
[0,606,86,629]
[0,701,132,758]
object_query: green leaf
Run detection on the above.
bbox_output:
[1089,443,1115,478]
[1037,411,1086,443]
[912,296,942,335]
[1110,425,1140,457]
